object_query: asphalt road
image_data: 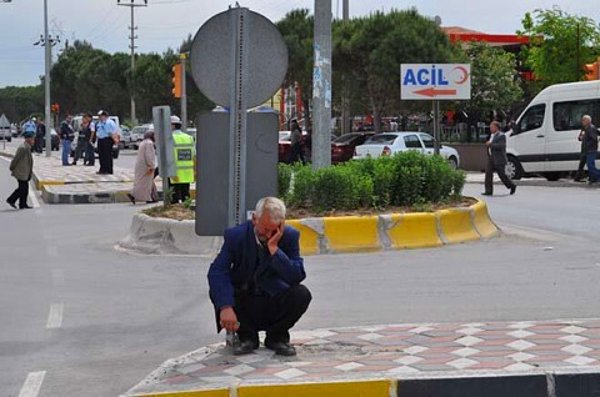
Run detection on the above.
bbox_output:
[1,156,600,396]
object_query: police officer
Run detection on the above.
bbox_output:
[168,115,195,204]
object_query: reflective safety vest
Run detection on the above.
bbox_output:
[170,131,195,184]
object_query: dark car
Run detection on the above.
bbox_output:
[40,128,60,151]
[331,132,374,164]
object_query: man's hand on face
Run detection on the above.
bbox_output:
[220,307,239,332]
[267,222,284,256]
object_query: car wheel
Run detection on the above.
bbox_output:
[543,172,562,182]
[505,155,524,180]
[448,156,458,170]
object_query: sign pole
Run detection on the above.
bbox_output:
[153,106,172,208]
[434,100,441,155]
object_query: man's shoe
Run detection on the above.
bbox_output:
[265,341,297,357]
[19,205,33,209]
[481,192,493,196]
[6,200,17,209]
[126,193,136,205]
[510,185,517,195]
[233,339,258,356]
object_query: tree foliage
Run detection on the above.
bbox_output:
[519,7,600,86]
[459,42,523,122]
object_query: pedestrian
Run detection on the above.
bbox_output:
[288,119,305,164]
[96,110,119,175]
[82,113,96,166]
[574,125,588,182]
[168,115,195,203]
[59,115,75,166]
[483,121,517,196]
[581,115,600,185]
[34,118,45,154]
[6,130,34,210]
[127,130,158,205]
[208,197,311,356]
[72,115,90,165]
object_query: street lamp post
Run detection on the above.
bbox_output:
[44,0,52,157]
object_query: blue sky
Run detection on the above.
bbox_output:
[0,0,598,87]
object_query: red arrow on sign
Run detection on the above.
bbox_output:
[413,88,457,97]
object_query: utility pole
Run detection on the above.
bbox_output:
[312,0,332,169]
[118,0,147,125]
[180,53,188,132]
[37,0,58,157]
[341,0,350,135]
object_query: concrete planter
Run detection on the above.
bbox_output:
[118,213,222,257]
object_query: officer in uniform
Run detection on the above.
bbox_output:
[169,115,195,204]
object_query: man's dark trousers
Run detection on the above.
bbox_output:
[98,137,113,174]
[484,157,515,194]
[235,284,311,345]
[7,179,29,208]
[85,142,95,166]
[586,153,600,182]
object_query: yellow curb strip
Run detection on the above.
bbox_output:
[286,220,320,256]
[471,201,499,238]
[387,213,443,249]
[437,208,481,244]
[238,379,392,397]
[324,216,381,253]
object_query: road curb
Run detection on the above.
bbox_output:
[118,199,498,257]
[286,199,498,255]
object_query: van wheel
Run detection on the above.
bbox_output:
[506,156,523,180]
[543,172,561,182]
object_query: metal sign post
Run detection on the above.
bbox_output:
[180,53,188,132]
[153,106,176,208]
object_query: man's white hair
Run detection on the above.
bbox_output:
[255,197,286,222]
[583,115,592,122]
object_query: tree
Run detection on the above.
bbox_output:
[519,7,600,86]
[459,42,523,126]
[276,9,314,127]
[334,9,457,132]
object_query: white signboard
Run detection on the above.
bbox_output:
[401,64,471,100]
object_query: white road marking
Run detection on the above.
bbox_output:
[52,269,65,287]
[18,371,46,397]
[46,303,64,329]
[28,183,40,208]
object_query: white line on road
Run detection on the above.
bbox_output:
[18,371,46,397]
[46,303,64,329]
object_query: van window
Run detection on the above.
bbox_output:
[518,104,545,134]
[553,99,600,131]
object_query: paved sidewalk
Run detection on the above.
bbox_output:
[126,318,600,395]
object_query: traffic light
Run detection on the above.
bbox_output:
[51,103,60,113]
[172,63,182,98]
[584,59,600,81]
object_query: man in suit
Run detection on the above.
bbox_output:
[208,197,311,357]
[6,130,34,209]
[483,121,517,196]
[581,115,600,185]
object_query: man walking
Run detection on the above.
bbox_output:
[483,121,517,196]
[59,115,75,166]
[83,113,96,166]
[34,118,45,154]
[6,130,34,210]
[574,125,588,182]
[208,197,311,357]
[581,115,600,185]
[96,110,118,175]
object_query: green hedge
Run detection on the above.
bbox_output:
[279,152,465,212]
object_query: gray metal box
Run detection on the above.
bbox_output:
[195,111,279,236]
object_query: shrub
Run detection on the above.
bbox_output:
[278,151,466,212]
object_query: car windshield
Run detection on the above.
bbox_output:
[365,134,398,145]
[132,127,147,134]
[333,134,360,144]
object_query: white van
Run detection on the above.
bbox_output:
[506,80,600,181]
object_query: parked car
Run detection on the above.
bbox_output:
[506,80,600,181]
[331,132,374,164]
[11,124,18,138]
[127,124,153,150]
[353,132,460,168]
[0,127,11,142]
[120,126,142,150]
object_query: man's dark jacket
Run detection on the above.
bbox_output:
[489,132,508,166]
[207,221,306,315]
[584,123,598,154]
